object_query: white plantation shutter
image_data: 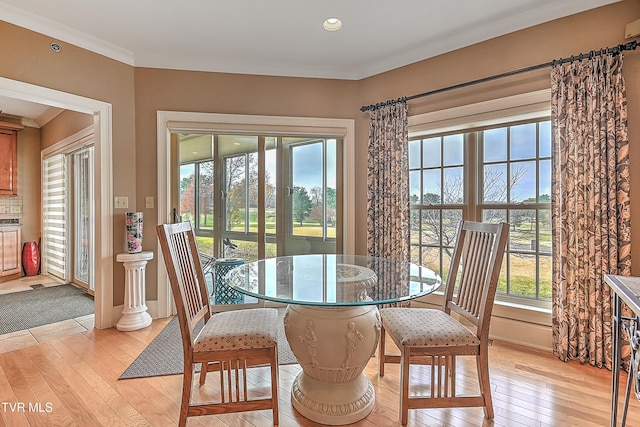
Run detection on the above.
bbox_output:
[42,154,68,281]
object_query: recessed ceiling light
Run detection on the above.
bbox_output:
[323,18,342,32]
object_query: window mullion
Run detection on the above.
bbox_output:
[322,140,327,240]
[258,136,265,259]
[194,162,200,230]
[244,153,250,234]
[213,135,221,258]
[466,131,478,221]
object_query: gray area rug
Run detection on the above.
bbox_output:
[119,308,296,379]
[0,284,94,335]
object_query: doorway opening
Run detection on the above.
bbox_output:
[0,76,114,329]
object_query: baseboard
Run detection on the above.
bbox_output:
[489,315,552,352]
[0,272,22,283]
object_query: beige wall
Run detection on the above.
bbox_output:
[40,110,94,150]
[0,21,136,304]
[133,68,359,299]
[17,126,41,244]
[1,0,639,309]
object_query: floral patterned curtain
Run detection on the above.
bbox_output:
[367,102,409,262]
[550,52,632,369]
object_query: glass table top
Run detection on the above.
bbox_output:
[225,254,442,307]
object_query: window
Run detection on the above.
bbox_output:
[409,117,551,305]
[289,139,337,240]
[179,160,214,233]
[177,133,341,263]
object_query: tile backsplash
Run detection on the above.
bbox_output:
[0,196,22,220]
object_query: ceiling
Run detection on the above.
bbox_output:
[0,0,619,124]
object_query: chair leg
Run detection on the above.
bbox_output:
[199,361,209,385]
[179,362,194,427]
[476,352,494,419]
[378,325,386,377]
[400,347,410,426]
[270,347,280,426]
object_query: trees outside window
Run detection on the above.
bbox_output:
[293,186,313,227]
[179,134,340,263]
[409,119,551,303]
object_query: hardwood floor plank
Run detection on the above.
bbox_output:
[3,350,62,426]
[0,355,30,427]
[2,318,640,426]
[29,345,119,426]
[59,333,177,427]
[34,338,143,427]
[7,347,74,427]
[21,343,102,426]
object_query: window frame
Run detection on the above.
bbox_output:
[287,138,337,241]
[158,112,355,318]
[408,89,552,310]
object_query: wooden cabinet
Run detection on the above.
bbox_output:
[0,121,25,196]
[0,226,22,281]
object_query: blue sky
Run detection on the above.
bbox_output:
[409,121,551,202]
[291,140,337,190]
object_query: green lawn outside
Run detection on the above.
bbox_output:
[192,208,335,238]
[414,222,552,300]
[199,214,551,300]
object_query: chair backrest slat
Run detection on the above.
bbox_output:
[443,221,508,337]
[157,222,212,352]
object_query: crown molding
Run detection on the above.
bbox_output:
[1,2,134,66]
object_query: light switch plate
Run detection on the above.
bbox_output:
[114,196,128,209]
[145,196,154,209]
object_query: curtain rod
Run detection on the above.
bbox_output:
[360,40,639,112]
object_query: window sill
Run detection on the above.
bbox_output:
[493,299,551,327]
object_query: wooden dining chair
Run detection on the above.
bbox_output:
[378,220,508,425]
[156,222,280,426]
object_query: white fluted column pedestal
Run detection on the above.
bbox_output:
[116,251,153,331]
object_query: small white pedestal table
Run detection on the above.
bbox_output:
[116,251,154,331]
[227,254,441,425]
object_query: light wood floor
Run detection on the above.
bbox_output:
[0,274,66,295]
[1,313,639,427]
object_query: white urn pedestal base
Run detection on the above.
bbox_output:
[284,304,381,425]
[116,251,153,331]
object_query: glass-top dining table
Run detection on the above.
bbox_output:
[226,254,442,425]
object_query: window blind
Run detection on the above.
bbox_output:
[42,153,68,281]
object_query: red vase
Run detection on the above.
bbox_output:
[22,241,40,277]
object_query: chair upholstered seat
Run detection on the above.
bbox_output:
[381,307,480,348]
[194,308,278,352]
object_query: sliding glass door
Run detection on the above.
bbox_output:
[177,133,341,261]
[42,139,95,293]
[71,147,94,291]
[176,132,341,309]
